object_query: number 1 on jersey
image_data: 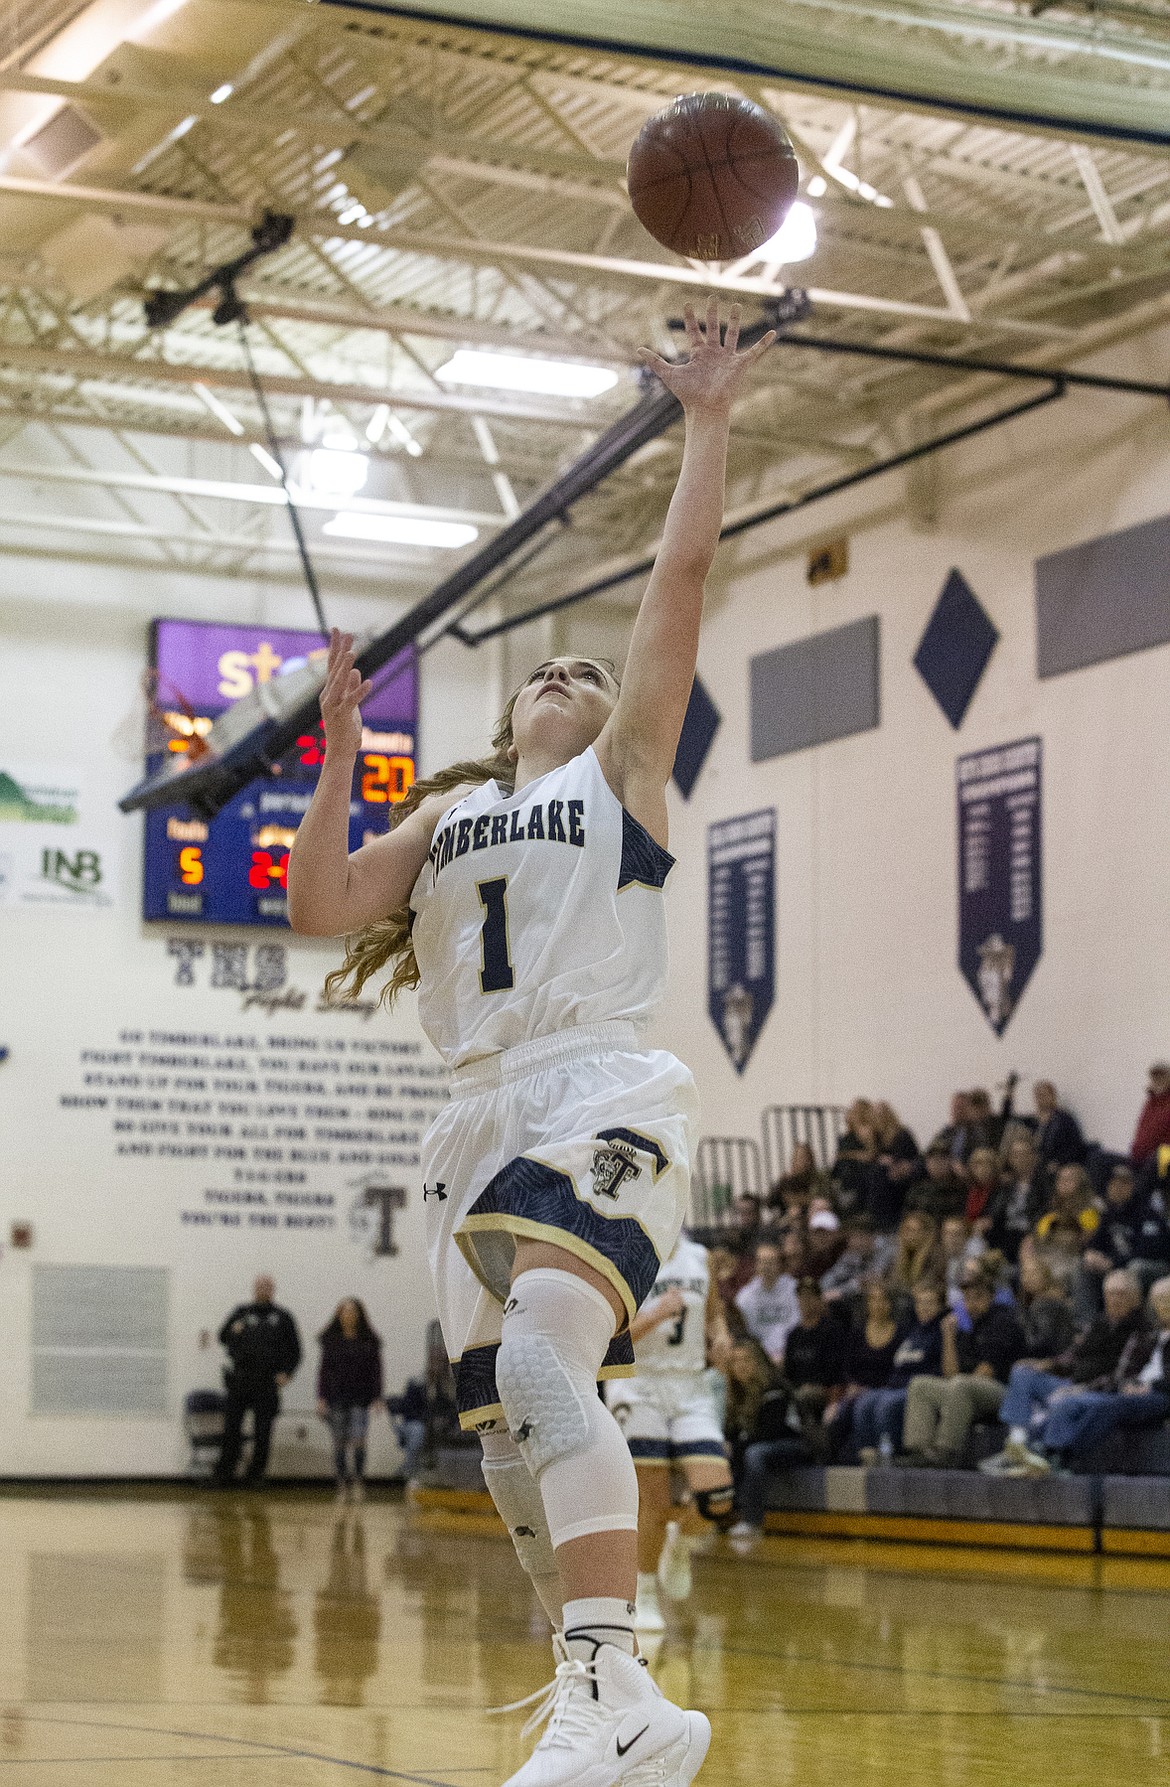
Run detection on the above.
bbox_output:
[477,877,515,993]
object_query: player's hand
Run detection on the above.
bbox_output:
[656,1286,686,1322]
[320,628,372,759]
[638,301,775,417]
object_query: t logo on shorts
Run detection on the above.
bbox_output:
[590,1126,671,1199]
[591,1143,642,1200]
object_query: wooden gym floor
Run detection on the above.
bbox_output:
[0,1489,1168,1787]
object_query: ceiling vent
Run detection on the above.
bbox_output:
[22,104,104,179]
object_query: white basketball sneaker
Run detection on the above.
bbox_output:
[496,1643,710,1787]
[656,1522,693,1603]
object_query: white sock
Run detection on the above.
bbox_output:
[562,1593,636,1661]
[1009,1426,1027,1445]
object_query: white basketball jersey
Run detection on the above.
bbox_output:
[634,1234,710,1376]
[410,745,675,1068]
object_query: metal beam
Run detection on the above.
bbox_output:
[322,0,1170,146]
[452,383,1070,644]
[0,457,504,526]
[0,340,613,427]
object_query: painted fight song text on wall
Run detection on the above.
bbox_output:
[957,736,1043,1036]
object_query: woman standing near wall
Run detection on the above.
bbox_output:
[317,1299,383,1503]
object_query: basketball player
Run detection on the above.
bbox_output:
[288,300,774,1787]
[609,1231,734,1633]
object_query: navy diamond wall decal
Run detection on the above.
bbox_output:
[914,569,999,729]
[672,675,720,798]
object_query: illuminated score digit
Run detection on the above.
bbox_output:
[296,729,325,768]
[178,845,204,886]
[249,850,289,890]
[361,753,415,804]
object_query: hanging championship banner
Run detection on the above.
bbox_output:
[957,737,1042,1035]
[708,809,775,1073]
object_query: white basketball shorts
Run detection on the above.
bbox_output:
[606,1374,727,1467]
[421,1020,698,1429]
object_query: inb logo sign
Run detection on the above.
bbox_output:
[41,847,103,892]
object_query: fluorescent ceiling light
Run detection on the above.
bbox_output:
[435,350,619,399]
[305,447,368,496]
[366,404,389,444]
[761,201,818,265]
[209,83,233,105]
[806,175,827,198]
[250,443,283,481]
[193,381,244,436]
[387,414,423,458]
[324,513,478,548]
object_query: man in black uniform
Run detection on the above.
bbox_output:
[215,1275,301,1486]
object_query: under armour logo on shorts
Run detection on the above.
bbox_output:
[424,1182,448,1201]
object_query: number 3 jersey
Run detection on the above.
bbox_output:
[409,745,676,1069]
[633,1234,711,1376]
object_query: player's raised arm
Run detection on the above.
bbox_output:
[288,630,446,936]
[596,300,774,838]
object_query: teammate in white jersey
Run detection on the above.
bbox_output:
[608,1233,733,1632]
[288,301,774,1787]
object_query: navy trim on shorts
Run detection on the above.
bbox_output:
[627,1438,672,1462]
[466,1155,662,1309]
[452,1342,503,1427]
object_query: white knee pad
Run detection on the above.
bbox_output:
[480,1432,558,1580]
[497,1268,638,1549]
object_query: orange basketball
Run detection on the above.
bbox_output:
[627,92,799,262]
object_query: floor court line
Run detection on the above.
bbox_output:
[11,1717,465,1787]
[689,1638,1170,1710]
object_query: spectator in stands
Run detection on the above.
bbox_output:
[724,1194,764,1293]
[1035,1163,1100,1243]
[781,1278,846,1452]
[864,1102,921,1227]
[1030,1277,1170,1472]
[985,1134,1048,1264]
[820,1213,895,1304]
[963,1147,1002,1228]
[707,1245,744,1323]
[825,1277,902,1457]
[940,1214,986,1300]
[804,1200,845,1279]
[1132,1062,1170,1167]
[1081,1162,1170,1299]
[832,1099,878,1217]
[981,1268,1147,1474]
[214,1276,302,1488]
[969,1085,1012,1152]
[851,1280,945,1464]
[1016,1252,1077,1361]
[766,1141,833,1221]
[734,1238,800,1364]
[931,1091,976,1165]
[317,1299,383,1503]
[891,1209,944,1301]
[1032,1080,1085,1174]
[907,1143,968,1222]
[898,1259,1025,1466]
[1028,1212,1088,1297]
[724,1337,807,1546]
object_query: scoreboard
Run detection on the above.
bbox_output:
[142,618,418,926]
